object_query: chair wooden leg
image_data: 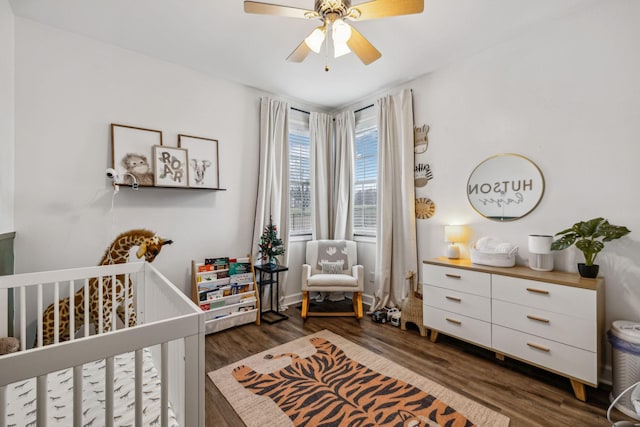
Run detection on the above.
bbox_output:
[354,292,363,319]
[301,291,309,319]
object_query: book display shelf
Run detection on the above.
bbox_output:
[190,256,260,334]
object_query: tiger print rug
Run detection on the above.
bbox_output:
[208,330,510,427]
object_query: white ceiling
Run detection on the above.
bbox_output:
[9,0,594,109]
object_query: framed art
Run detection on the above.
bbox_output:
[153,145,189,187]
[178,134,220,188]
[467,153,544,221]
[111,124,163,187]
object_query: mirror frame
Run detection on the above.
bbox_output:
[467,153,545,221]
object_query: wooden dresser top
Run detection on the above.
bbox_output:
[423,257,603,290]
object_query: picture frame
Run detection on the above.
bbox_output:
[178,134,220,189]
[111,124,163,187]
[153,145,189,188]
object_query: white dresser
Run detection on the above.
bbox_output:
[422,258,604,401]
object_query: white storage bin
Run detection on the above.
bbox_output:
[470,248,517,267]
[608,320,640,420]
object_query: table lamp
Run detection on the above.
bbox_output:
[444,225,470,259]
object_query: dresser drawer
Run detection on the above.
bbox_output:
[492,299,596,351]
[492,275,595,319]
[492,324,597,385]
[423,284,491,322]
[424,306,491,348]
[423,264,490,297]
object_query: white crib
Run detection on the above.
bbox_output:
[0,261,205,427]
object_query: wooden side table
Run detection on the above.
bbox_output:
[254,264,289,324]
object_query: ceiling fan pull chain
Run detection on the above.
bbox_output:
[324,34,330,72]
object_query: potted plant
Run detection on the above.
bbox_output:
[258,216,285,268]
[550,217,630,278]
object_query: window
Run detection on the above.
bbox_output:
[289,108,312,236]
[353,107,378,236]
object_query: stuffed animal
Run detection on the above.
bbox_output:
[0,337,20,355]
[120,153,154,186]
[38,229,173,346]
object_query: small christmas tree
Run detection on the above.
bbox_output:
[258,216,285,265]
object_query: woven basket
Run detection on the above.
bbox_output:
[400,272,427,337]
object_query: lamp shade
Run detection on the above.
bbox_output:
[444,225,470,243]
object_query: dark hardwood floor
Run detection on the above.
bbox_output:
[204,307,631,426]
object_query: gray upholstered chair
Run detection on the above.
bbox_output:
[301,240,364,319]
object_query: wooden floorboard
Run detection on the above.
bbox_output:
[204,306,633,426]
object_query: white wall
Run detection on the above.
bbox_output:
[408,1,640,337]
[13,18,266,295]
[0,0,14,233]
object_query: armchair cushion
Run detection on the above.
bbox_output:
[316,241,350,272]
[307,273,359,288]
[321,261,343,274]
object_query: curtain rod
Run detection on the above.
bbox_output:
[291,107,311,115]
[354,104,374,113]
[291,104,373,115]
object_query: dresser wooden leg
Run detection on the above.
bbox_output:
[495,352,505,361]
[429,330,439,342]
[570,379,587,402]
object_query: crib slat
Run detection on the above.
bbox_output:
[36,283,44,347]
[73,365,83,427]
[161,342,169,427]
[135,349,143,426]
[111,274,117,331]
[36,375,47,427]
[124,273,130,328]
[83,278,90,338]
[98,276,104,334]
[21,286,28,350]
[105,356,114,427]
[0,385,7,427]
[69,280,75,341]
[53,282,60,344]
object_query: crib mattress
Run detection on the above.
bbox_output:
[5,348,179,427]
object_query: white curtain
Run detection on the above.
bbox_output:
[373,89,418,310]
[333,110,355,240]
[310,112,333,240]
[310,110,355,303]
[252,97,290,308]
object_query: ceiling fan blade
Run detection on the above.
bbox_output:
[346,25,381,65]
[286,40,313,62]
[244,1,316,19]
[349,0,424,21]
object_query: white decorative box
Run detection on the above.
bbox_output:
[470,237,518,268]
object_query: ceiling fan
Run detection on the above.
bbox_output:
[244,0,424,68]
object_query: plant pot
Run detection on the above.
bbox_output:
[578,263,599,278]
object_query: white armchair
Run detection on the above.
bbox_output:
[301,240,364,319]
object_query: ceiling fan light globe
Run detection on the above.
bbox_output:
[305,27,326,53]
[333,40,351,57]
[332,18,352,43]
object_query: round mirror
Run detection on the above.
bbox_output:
[467,154,544,221]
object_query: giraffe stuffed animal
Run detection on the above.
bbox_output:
[38,229,173,347]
